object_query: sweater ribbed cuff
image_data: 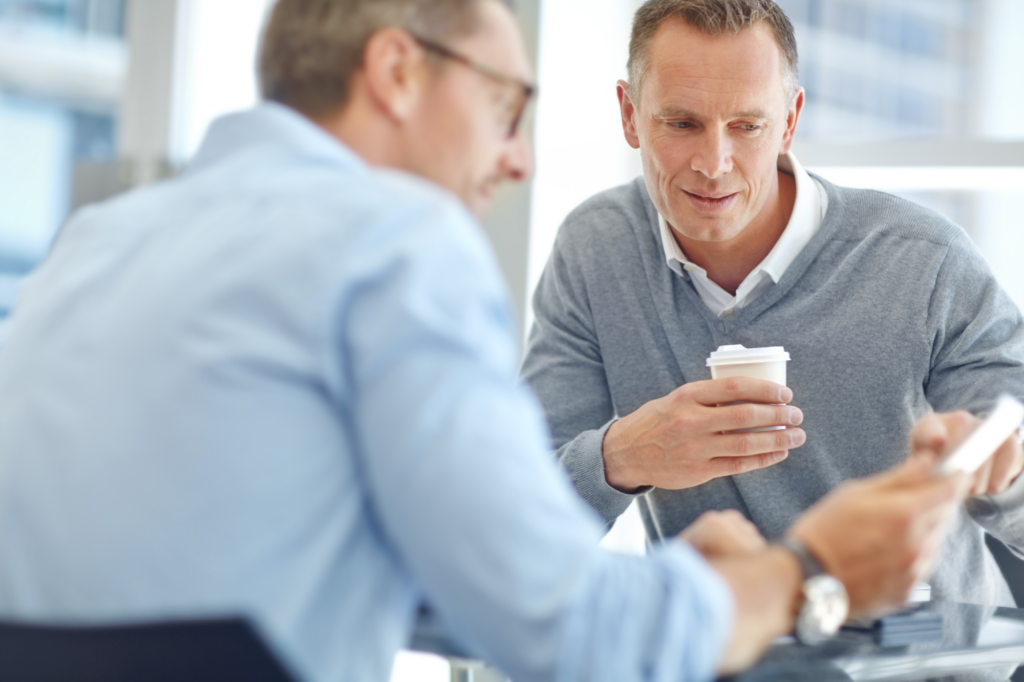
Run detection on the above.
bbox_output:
[970,469,1024,527]
[558,420,652,525]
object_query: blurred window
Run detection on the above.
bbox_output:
[0,0,124,37]
[0,0,125,325]
[775,0,1024,312]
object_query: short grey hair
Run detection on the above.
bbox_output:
[627,0,799,104]
[259,0,512,117]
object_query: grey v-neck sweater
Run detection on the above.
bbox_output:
[522,175,1024,606]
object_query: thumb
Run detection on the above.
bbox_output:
[909,413,950,462]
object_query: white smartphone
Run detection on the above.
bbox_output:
[936,395,1024,477]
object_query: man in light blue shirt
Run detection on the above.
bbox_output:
[0,1,969,681]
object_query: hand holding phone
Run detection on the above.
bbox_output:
[936,395,1024,477]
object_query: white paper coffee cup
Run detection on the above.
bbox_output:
[706,345,791,432]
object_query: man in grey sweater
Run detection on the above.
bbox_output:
[522,0,1024,607]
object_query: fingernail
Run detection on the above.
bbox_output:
[780,387,794,403]
[774,451,789,462]
[790,429,806,447]
[788,407,803,425]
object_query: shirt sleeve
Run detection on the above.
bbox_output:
[520,233,648,526]
[339,197,732,682]
[923,230,1024,547]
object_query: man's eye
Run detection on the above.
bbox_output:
[672,122,693,129]
[739,124,761,131]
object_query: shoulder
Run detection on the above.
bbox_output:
[816,174,967,250]
[552,177,656,259]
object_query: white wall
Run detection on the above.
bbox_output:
[977,0,1024,139]
[170,0,274,162]
[527,0,644,331]
[119,0,273,168]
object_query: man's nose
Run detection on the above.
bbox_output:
[691,128,733,179]
[500,129,533,183]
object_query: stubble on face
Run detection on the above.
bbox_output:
[635,20,793,247]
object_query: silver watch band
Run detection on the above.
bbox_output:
[776,536,826,581]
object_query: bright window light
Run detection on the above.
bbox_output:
[171,0,273,162]
[389,650,450,682]
[808,167,1024,192]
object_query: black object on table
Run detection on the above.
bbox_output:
[843,604,946,648]
[722,601,1024,682]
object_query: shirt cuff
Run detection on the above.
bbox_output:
[556,540,734,682]
[657,540,735,680]
[558,420,651,525]
[968,468,1024,525]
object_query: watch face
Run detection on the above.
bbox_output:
[797,575,849,645]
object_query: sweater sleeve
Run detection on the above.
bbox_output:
[520,231,645,525]
[923,230,1024,547]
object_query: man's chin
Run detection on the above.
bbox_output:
[467,189,496,221]
[668,210,748,244]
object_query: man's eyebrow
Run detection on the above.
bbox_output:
[653,107,772,119]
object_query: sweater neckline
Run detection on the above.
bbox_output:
[635,174,849,343]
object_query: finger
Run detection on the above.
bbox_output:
[987,437,1024,494]
[714,428,806,458]
[678,515,711,543]
[708,451,789,477]
[907,470,969,510]
[719,510,766,542]
[909,413,951,462]
[684,377,793,407]
[720,509,747,522]
[709,402,803,433]
[741,524,768,550]
[972,458,994,497]
[942,410,979,443]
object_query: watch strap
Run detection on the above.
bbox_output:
[777,536,826,581]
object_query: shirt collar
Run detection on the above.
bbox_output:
[185,102,367,176]
[658,151,821,284]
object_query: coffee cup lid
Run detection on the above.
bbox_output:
[706,344,790,367]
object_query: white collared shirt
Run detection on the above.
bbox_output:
[658,152,828,318]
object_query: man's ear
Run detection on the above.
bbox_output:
[617,80,641,150]
[779,86,805,155]
[361,27,427,123]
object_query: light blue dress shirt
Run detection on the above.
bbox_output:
[0,104,732,682]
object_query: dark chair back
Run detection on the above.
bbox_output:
[0,618,299,682]
[987,533,1024,607]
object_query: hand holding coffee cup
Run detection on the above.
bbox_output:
[707,345,791,433]
[602,345,804,492]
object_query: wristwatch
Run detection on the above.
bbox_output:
[777,536,849,645]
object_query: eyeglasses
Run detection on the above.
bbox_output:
[411,35,536,139]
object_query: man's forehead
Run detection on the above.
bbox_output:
[644,18,785,107]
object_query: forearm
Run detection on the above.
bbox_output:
[710,546,802,675]
[557,421,642,525]
[559,543,735,682]
[603,413,647,492]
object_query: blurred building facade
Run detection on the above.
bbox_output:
[0,0,124,328]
